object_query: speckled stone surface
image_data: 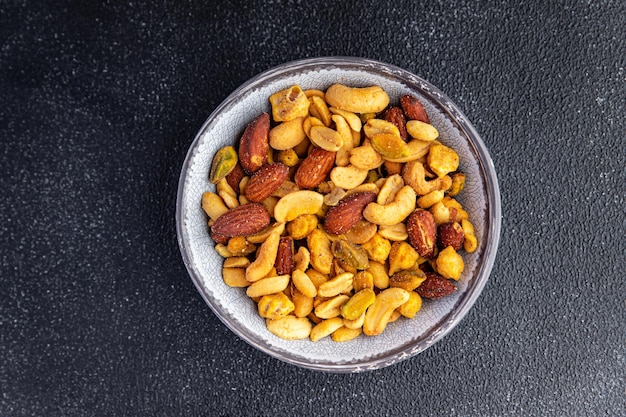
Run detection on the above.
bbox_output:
[1,1,624,416]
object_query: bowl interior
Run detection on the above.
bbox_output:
[177,57,501,372]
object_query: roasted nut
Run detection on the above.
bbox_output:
[417,189,445,209]
[244,163,289,203]
[245,228,282,282]
[416,272,456,299]
[388,241,420,275]
[330,165,369,190]
[292,287,314,318]
[370,133,410,160]
[276,149,299,167]
[461,219,478,253]
[344,220,377,245]
[293,246,311,272]
[309,95,333,126]
[427,144,459,178]
[363,288,410,336]
[222,267,250,287]
[350,142,384,170]
[389,270,426,291]
[406,120,439,142]
[341,288,376,320]
[383,106,408,141]
[352,270,374,291]
[329,107,362,132]
[398,291,422,319]
[333,114,354,167]
[310,317,344,342]
[275,236,295,275]
[223,256,251,268]
[287,214,318,240]
[403,160,452,196]
[269,85,310,122]
[217,178,239,209]
[400,95,430,123]
[266,316,312,340]
[227,236,256,256]
[201,192,229,221]
[378,223,408,242]
[376,174,404,205]
[258,292,295,319]
[273,190,324,223]
[448,172,466,197]
[406,209,437,259]
[325,84,390,114]
[315,294,350,319]
[324,192,377,235]
[309,125,343,152]
[292,269,318,298]
[331,326,362,342]
[269,117,307,150]
[307,229,333,275]
[209,145,238,184]
[363,185,416,226]
[318,272,354,298]
[246,274,290,298]
[367,260,389,289]
[225,162,246,192]
[437,222,465,251]
[238,112,270,174]
[361,233,392,264]
[435,246,464,280]
[211,203,271,238]
[331,240,370,270]
[295,147,336,189]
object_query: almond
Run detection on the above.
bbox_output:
[275,236,295,275]
[211,203,271,237]
[416,272,456,299]
[294,147,336,189]
[244,163,289,203]
[406,209,437,258]
[324,192,377,235]
[225,162,245,191]
[437,221,465,251]
[400,95,430,124]
[238,112,270,174]
[383,107,408,142]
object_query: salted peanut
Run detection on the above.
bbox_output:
[370,133,410,160]
[427,144,459,178]
[246,222,284,244]
[398,291,423,319]
[343,312,365,329]
[302,116,325,138]
[331,326,362,342]
[266,316,312,340]
[435,246,465,281]
[325,84,390,114]
[363,288,410,336]
[341,288,376,320]
[314,294,350,319]
[329,107,362,132]
[378,223,408,241]
[269,85,310,122]
[461,219,478,253]
[214,243,233,258]
[201,192,229,221]
[330,165,368,189]
[361,233,392,264]
[318,272,354,298]
[245,229,282,282]
[448,172,466,197]
[377,174,404,205]
[246,274,290,297]
[323,186,346,206]
[417,189,445,208]
[385,139,432,163]
[292,269,317,298]
[368,261,389,289]
[389,270,426,291]
[292,287,314,317]
[306,268,328,289]
[307,229,333,275]
[403,161,452,196]
[227,236,256,256]
[257,292,295,319]
[388,241,419,275]
[350,142,384,170]
[271,180,299,198]
[345,220,377,245]
[274,190,324,223]
[309,95,332,126]
[310,317,344,342]
[287,214,318,240]
[309,125,343,152]
[352,270,374,291]
[406,120,439,142]
[294,246,311,271]
[217,178,239,209]
[333,114,354,167]
[269,117,306,150]
[222,267,250,287]
[223,256,251,268]
[363,185,416,226]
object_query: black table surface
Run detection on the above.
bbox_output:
[1,1,624,416]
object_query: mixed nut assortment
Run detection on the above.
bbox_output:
[201,83,478,342]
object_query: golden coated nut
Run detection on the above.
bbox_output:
[361,233,392,264]
[388,241,419,275]
[427,144,459,178]
[435,246,465,281]
[258,292,295,319]
[269,85,310,122]
[398,291,423,319]
[287,214,319,240]
[307,229,333,275]
[352,270,374,292]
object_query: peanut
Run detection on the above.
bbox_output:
[266,316,312,340]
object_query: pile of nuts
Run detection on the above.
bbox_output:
[201,83,478,342]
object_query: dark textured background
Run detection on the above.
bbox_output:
[1,0,624,416]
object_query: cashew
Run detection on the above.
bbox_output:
[266,316,312,340]
[402,161,452,196]
[245,228,282,282]
[273,190,324,223]
[269,117,306,150]
[377,174,404,205]
[343,312,366,329]
[406,120,439,141]
[363,288,410,336]
[330,165,368,189]
[201,192,229,221]
[363,185,416,226]
[325,84,390,114]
